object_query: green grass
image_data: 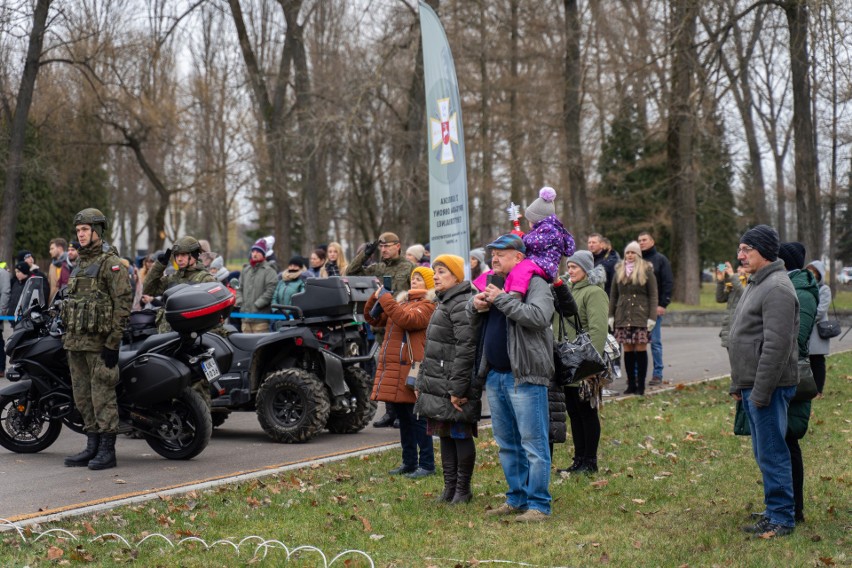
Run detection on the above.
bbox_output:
[667,283,852,311]
[3,355,851,567]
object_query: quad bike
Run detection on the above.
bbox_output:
[125,276,380,444]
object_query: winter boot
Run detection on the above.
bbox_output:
[64,433,100,467]
[556,457,583,474]
[451,442,475,505]
[437,449,458,503]
[88,433,117,470]
[579,457,598,474]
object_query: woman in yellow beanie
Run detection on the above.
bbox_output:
[415,254,480,504]
[365,266,437,478]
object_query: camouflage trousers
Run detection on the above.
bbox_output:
[68,350,119,434]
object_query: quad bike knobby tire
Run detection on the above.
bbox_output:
[143,387,212,460]
[256,369,330,443]
[325,366,377,434]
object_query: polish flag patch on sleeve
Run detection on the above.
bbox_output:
[111,265,121,271]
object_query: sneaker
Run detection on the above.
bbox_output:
[514,509,549,523]
[602,389,618,397]
[485,503,525,517]
[649,376,663,386]
[404,467,435,479]
[741,517,794,537]
[388,465,416,475]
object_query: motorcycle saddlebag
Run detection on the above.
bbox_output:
[164,283,235,334]
[291,277,352,317]
[118,353,191,406]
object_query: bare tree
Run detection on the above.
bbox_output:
[0,0,52,264]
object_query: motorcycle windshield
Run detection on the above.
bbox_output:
[15,276,47,318]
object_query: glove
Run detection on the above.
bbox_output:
[363,240,379,257]
[157,248,172,265]
[100,347,119,369]
[647,318,656,331]
[607,317,615,330]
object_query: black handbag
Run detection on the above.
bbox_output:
[792,358,818,402]
[816,301,842,339]
[553,314,606,387]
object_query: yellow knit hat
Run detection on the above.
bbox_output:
[432,254,465,283]
[411,266,435,289]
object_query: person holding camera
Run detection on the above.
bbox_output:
[364,267,437,479]
[715,260,748,349]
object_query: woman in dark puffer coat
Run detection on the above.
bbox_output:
[365,267,438,478]
[415,255,479,504]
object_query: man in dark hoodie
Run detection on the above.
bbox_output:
[637,232,673,386]
[729,226,799,538]
[587,233,619,296]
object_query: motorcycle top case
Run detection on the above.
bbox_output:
[342,276,379,303]
[118,352,191,405]
[164,282,236,334]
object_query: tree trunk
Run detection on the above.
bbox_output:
[667,0,699,305]
[0,0,51,265]
[563,0,590,238]
[784,0,821,258]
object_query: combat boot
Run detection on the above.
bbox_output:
[88,433,117,470]
[64,433,100,467]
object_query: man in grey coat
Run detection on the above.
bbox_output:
[469,234,555,523]
[728,224,799,538]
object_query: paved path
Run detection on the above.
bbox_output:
[1,326,848,522]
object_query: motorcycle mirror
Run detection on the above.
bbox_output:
[229,278,240,290]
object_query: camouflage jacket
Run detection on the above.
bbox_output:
[62,242,132,352]
[345,253,414,295]
[143,260,216,332]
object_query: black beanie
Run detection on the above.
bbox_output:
[740,224,779,262]
[15,261,31,276]
[778,242,806,271]
[287,255,306,269]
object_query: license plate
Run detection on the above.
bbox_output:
[201,358,220,381]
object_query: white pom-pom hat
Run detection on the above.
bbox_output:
[524,186,557,224]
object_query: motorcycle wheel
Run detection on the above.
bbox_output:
[0,394,63,453]
[256,368,330,443]
[143,388,212,460]
[325,366,377,434]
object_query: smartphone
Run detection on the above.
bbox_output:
[486,273,505,289]
[717,263,726,272]
[383,275,393,290]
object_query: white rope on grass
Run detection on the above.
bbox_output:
[0,517,375,566]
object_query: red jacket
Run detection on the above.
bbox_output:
[365,288,436,404]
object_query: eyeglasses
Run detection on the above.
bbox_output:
[736,245,754,256]
[378,242,399,248]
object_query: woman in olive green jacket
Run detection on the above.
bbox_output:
[555,251,609,474]
[609,241,657,395]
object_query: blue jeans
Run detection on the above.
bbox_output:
[742,386,797,528]
[650,315,663,378]
[392,402,434,471]
[486,369,551,515]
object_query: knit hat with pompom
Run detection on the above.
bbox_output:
[524,186,557,224]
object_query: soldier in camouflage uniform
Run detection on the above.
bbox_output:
[142,236,217,333]
[62,209,132,470]
[142,236,218,406]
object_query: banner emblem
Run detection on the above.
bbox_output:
[430,98,458,164]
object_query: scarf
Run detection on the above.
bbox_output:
[625,260,635,278]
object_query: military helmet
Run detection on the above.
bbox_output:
[73,208,107,237]
[173,236,202,258]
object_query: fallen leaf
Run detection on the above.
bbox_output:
[83,521,96,535]
[246,497,261,508]
[600,551,610,563]
[818,556,835,566]
[590,480,608,488]
[352,515,372,532]
[591,542,601,547]
[632,540,642,549]
[631,499,646,504]
[369,534,384,540]
[47,546,64,560]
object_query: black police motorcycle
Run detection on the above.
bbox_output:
[0,277,230,460]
